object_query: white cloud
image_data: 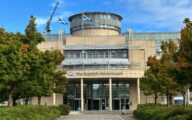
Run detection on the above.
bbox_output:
[58,11,73,19]
[37,0,192,32]
[35,17,48,27]
[119,0,192,31]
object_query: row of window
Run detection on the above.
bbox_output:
[64,50,128,59]
[63,65,128,70]
[72,14,121,22]
[70,24,120,31]
[132,33,180,41]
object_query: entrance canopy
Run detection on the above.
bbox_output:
[66,69,144,79]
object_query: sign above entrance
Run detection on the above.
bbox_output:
[66,70,144,79]
[67,71,123,77]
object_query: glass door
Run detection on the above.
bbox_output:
[74,100,80,111]
[121,98,129,110]
[113,99,120,110]
[101,99,106,110]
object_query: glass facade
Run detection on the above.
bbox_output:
[65,81,129,110]
[125,32,180,54]
[64,49,128,59]
[63,49,129,70]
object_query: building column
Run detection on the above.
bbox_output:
[81,78,84,111]
[53,93,56,105]
[187,89,190,105]
[137,78,140,104]
[109,78,112,111]
[53,83,56,105]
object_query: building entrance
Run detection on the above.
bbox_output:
[65,81,130,111]
[113,99,120,110]
[121,98,129,110]
[92,99,100,110]
[113,98,129,110]
[74,99,80,110]
[86,98,108,110]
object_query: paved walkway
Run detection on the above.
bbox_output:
[58,111,137,120]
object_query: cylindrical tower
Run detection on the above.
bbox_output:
[68,12,122,36]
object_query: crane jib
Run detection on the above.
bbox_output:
[44,2,59,33]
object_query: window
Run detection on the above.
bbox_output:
[104,51,108,58]
[110,51,117,58]
[75,52,81,58]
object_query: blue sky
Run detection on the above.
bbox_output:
[0,0,192,34]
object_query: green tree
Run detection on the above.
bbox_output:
[160,40,179,107]
[0,16,66,106]
[19,16,65,105]
[53,71,67,94]
[141,56,164,107]
[33,50,64,104]
[24,16,44,45]
[172,18,192,109]
[0,28,25,106]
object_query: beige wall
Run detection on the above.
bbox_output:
[72,29,120,36]
[37,41,63,52]
[128,40,156,70]
[31,93,63,106]
[66,36,125,46]
[56,94,64,105]
[18,93,63,106]
[129,80,138,110]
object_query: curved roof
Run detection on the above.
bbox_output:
[69,12,123,21]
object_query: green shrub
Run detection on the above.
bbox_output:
[133,104,192,120]
[57,104,71,115]
[0,105,60,120]
[52,104,71,116]
[168,115,189,120]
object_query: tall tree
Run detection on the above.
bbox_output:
[53,71,67,94]
[0,29,25,106]
[173,18,192,109]
[141,40,179,107]
[19,16,65,105]
[0,16,66,106]
[24,16,44,45]
[160,40,179,107]
[141,56,164,107]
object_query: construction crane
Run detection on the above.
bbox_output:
[44,1,59,33]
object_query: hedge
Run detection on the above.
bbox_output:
[52,104,71,115]
[133,104,192,120]
[0,104,71,120]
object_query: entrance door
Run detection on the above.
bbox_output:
[87,99,92,110]
[92,100,99,110]
[101,99,106,110]
[121,98,129,110]
[113,99,120,110]
[74,100,80,111]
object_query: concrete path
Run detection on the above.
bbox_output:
[58,111,137,120]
